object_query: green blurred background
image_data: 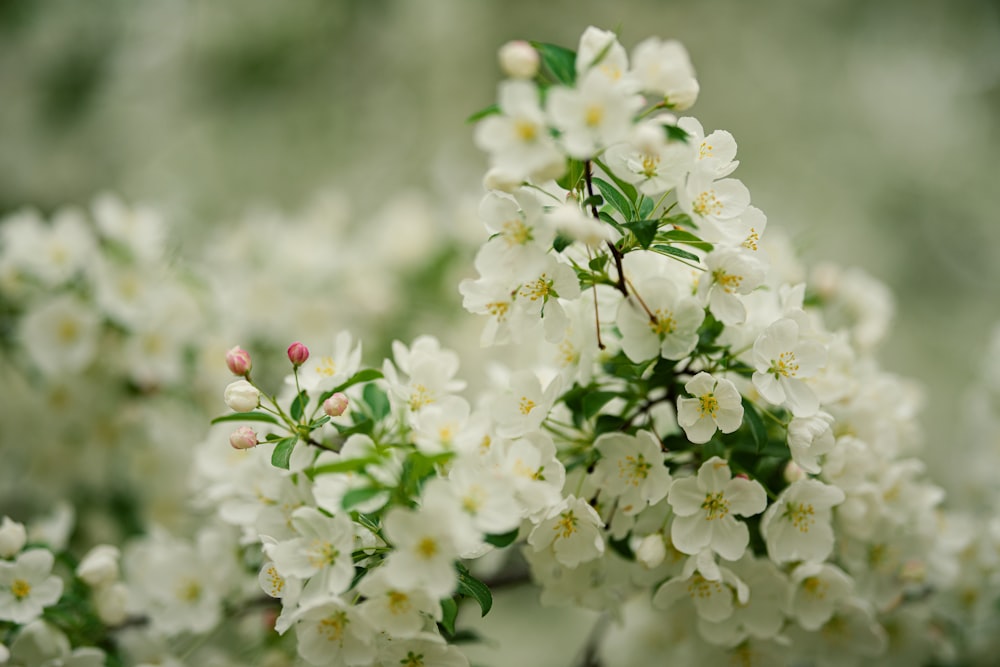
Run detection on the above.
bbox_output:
[2,0,999,490]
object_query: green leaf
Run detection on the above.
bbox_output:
[637,196,654,220]
[309,415,331,429]
[702,438,726,460]
[556,159,585,191]
[664,123,690,143]
[484,528,520,548]
[622,219,659,250]
[290,391,308,422]
[741,398,769,454]
[318,369,384,404]
[210,411,280,426]
[553,233,573,253]
[466,103,500,124]
[342,486,385,511]
[657,229,713,252]
[651,244,701,263]
[594,414,627,435]
[307,457,378,477]
[439,597,458,636]
[592,157,638,205]
[270,437,297,470]
[531,41,577,86]
[608,534,635,561]
[592,177,635,220]
[456,563,493,616]
[332,419,374,438]
[582,391,619,420]
[582,194,604,209]
[588,254,610,272]
[597,210,623,231]
[363,383,390,421]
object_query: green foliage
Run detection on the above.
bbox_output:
[455,563,493,617]
[531,42,577,86]
[270,437,297,469]
[210,411,279,425]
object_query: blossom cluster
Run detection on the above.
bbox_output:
[0,24,994,667]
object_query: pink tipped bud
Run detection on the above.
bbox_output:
[323,393,349,417]
[783,461,806,483]
[229,426,258,450]
[498,40,539,79]
[226,346,252,376]
[287,341,310,367]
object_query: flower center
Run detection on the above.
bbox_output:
[408,383,435,410]
[649,308,676,337]
[802,576,828,599]
[701,491,730,520]
[584,104,604,127]
[318,613,346,642]
[514,119,538,142]
[486,301,510,321]
[388,591,412,615]
[11,579,31,600]
[518,396,537,415]
[640,153,660,178]
[518,274,552,301]
[692,189,723,217]
[501,219,532,246]
[308,540,340,569]
[687,574,724,599]
[698,141,714,159]
[316,356,337,377]
[416,537,438,559]
[554,510,578,539]
[782,502,816,532]
[768,351,799,378]
[711,269,743,293]
[698,393,719,418]
[619,454,651,486]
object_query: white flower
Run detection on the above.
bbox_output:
[493,370,562,438]
[8,620,105,667]
[616,277,705,362]
[291,599,376,667]
[76,544,120,588]
[760,479,845,564]
[667,457,766,560]
[92,193,165,261]
[593,430,672,515]
[547,70,643,158]
[751,318,827,417]
[19,295,101,377]
[631,37,699,109]
[698,555,790,646]
[491,432,566,520]
[787,411,836,474]
[698,248,766,325]
[0,550,64,624]
[375,634,470,667]
[678,173,750,230]
[264,507,356,600]
[528,495,605,568]
[384,335,465,412]
[475,80,564,182]
[677,372,744,444]
[293,330,362,394]
[576,26,630,83]
[546,202,615,248]
[356,567,440,638]
[653,558,748,623]
[0,517,26,557]
[93,582,128,626]
[223,379,260,412]
[677,117,738,179]
[604,117,695,196]
[787,562,854,631]
[381,495,476,598]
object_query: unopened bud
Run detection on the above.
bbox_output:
[226,345,252,376]
[783,461,807,483]
[498,40,539,79]
[224,380,260,412]
[95,582,128,625]
[287,341,310,367]
[77,544,121,587]
[0,517,27,557]
[229,426,258,450]
[323,393,349,417]
[635,533,666,569]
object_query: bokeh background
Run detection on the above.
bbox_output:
[2,1,999,663]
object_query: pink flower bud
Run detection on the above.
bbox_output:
[287,341,310,367]
[226,345,252,376]
[323,393,349,417]
[498,40,539,79]
[229,426,258,450]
